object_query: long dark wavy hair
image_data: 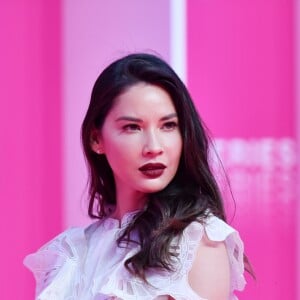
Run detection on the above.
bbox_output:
[81,53,235,281]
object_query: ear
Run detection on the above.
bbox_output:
[90,129,104,155]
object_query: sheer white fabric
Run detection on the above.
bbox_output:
[24,213,246,300]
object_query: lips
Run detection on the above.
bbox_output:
[138,163,166,178]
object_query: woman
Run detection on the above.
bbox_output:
[24,53,246,299]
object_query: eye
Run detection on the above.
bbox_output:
[122,123,141,132]
[162,121,178,131]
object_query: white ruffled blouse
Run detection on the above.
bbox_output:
[24,213,246,300]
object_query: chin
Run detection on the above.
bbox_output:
[139,183,169,194]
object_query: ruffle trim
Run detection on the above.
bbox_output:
[24,227,88,299]
[204,216,246,294]
[24,216,246,300]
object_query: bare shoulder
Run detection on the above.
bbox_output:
[188,230,230,300]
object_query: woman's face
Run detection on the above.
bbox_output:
[94,83,182,201]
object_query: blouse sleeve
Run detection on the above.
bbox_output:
[203,216,246,297]
[23,227,86,299]
[170,215,246,300]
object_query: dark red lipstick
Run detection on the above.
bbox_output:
[139,163,166,178]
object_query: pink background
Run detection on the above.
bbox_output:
[187,1,297,299]
[1,1,298,299]
[0,1,62,298]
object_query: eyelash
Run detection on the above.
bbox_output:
[122,121,178,132]
[122,124,141,132]
[162,121,178,130]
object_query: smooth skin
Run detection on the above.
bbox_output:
[188,233,230,300]
[91,83,230,299]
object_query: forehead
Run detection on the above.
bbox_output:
[108,83,177,117]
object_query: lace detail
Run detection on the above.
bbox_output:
[24,215,246,300]
[24,228,87,299]
[204,216,246,298]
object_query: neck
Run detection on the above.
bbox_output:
[111,190,147,220]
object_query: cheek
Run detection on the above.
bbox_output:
[103,138,138,167]
[112,141,139,158]
[168,135,183,157]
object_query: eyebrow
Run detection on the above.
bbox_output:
[115,113,178,122]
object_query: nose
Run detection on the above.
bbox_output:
[142,130,163,157]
